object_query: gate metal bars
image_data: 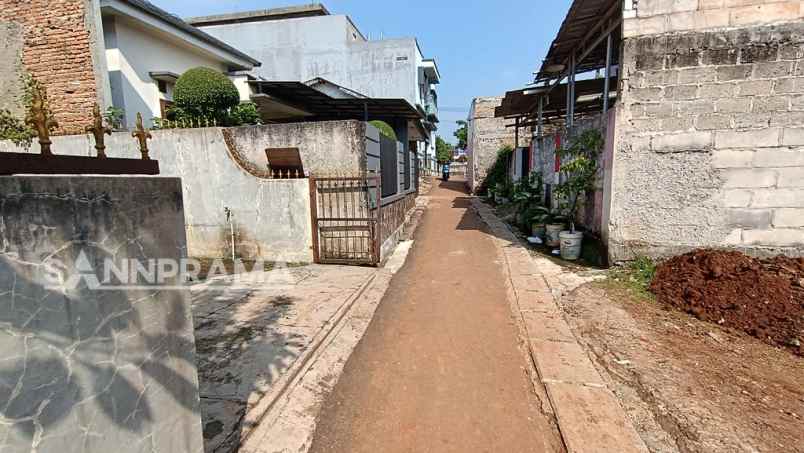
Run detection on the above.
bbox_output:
[309,175,381,266]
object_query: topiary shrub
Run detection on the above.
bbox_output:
[173,67,240,121]
[369,120,397,141]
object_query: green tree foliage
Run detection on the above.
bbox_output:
[436,136,453,163]
[173,67,240,121]
[230,102,261,126]
[555,129,603,231]
[454,120,468,150]
[481,145,513,195]
[369,120,397,140]
[0,75,41,147]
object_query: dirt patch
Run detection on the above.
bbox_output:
[560,281,804,453]
[650,249,803,355]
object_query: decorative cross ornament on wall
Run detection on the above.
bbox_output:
[86,103,112,158]
[25,82,58,156]
[132,112,152,160]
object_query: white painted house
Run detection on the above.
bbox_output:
[99,0,261,128]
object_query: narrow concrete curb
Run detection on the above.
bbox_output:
[472,198,649,453]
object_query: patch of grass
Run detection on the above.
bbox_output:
[605,256,657,301]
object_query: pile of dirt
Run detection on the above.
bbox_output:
[650,249,803,355]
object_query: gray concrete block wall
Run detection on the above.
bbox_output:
[0,176,203,453]
[610,22,804,260]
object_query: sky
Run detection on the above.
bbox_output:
[153,0,573,144]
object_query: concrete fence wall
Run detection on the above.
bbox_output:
[0,121,378,262]
[466,96,523,193]
[0,176,203,453]
[611,14,804,260]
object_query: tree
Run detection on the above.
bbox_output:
[173,67,240,122]
[436,136,453,163]
[454,120,468,150]
[369,120,397,140]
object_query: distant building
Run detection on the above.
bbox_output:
[186,3,440,172]
[100,0,261,128]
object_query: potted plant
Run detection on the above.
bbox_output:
[544,211,568,248]
[511,172,544,230]
[554,129,603,260]
[526,206,550,239]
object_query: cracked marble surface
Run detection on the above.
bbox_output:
[0,176,203,453]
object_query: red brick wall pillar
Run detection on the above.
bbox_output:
[0,0,105,135]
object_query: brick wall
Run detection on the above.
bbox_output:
[610,20,804,259]
[0,0,104,135]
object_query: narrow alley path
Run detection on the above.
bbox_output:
[309,178,564,453]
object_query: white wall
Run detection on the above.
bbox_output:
[104,15,229,128]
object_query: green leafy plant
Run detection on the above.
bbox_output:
[230,102,261,126]
[104,106,125,130]
[0,74,43,147]
[554,129,603,232]
[436,136,453,163]
[482,145,514,196]
[173,67,240,123]
[369,120,397,140]
[511,171,544,225]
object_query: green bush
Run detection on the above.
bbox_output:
[173,67,240,121]
[481,145,514,195]
[230,102,261,126]
[369,120,397,141]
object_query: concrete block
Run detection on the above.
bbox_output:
[668,49,702,68]
[716,97,751,113]
[753,61,794,79]
[737,80,773,96]
[742,228,804,246]
[676,99,716,115]
[629,16,669,37]
[723,168,777,188]
[545,382,649,453]
[790,94,804,111]
[730,3,801,27]
[751,96,790,113]
[678,67,717,84]
[665,85,699,100]
[695,114,732,130]
[777,166,804,186]
[778,42,803,60]
[702,48,739,66]
[781,127,804,146]
[717,65,753,81]
[773,208,804,226]
[699,82,736,99]
[635,53,666,70]
[661,116,694,131]
[651,131,713,152]
[734,112,771,129]
[639,0,698,16]
[754,147,804,167]
[520,310,576,343]
[770,111,804,127]
[726,209,773,229]
[644,69,680,86]
[715,128,781,148]
[723,189,754,207]
[645,102,675,117]
[740,43,780,64]
[751,188,804,207]
[712,149,755,168]
[701,0,724,9]
[773,77,804,94]
[630,87,663,101]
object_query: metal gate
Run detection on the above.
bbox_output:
[309,175,381,265]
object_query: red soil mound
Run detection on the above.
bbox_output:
[650,249,803,355]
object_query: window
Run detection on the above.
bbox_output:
[159,99,174,119]
[158,80,167,94]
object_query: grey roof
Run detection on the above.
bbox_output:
[186,3,330,27]
[107,0,261,67]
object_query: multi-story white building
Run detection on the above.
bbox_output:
[187,3,441,172]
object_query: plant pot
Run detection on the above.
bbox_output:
[531,222,546,239]
[545,223,565,247]
[559,230,584,261]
